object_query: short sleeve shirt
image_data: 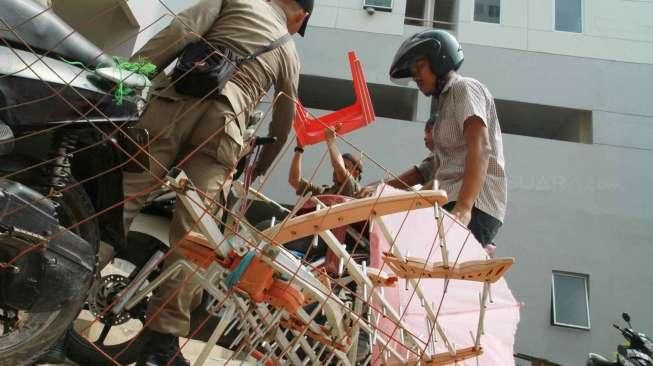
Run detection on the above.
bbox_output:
[432,74,507,222]
[295,176,360,197]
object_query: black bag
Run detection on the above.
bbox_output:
[172,35,291,98]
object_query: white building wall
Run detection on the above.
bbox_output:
[105,1,653,364]
[457,0,653,64]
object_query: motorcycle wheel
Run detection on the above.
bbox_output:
[0,227,93,365]
[0,297,81,365]
[66,232,163,366]
[0,172,99,365]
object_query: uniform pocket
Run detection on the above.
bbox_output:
[215,118,243,171]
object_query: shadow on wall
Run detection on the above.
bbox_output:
[515,353,563,366]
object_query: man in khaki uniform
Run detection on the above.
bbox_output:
[121,0,312,364]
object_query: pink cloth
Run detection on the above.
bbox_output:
[368,187,520,365]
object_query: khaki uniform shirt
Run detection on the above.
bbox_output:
[132,0,300,176]
[432,73,507,222]
[296,176,360,197]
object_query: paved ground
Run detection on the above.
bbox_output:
[41,259,255,366]
[43,339,254,365]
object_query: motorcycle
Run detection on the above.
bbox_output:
[587,313,653,366]
[0,0,148,363]
[64,123,289,366]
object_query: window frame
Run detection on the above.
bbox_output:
[551,271,591,330]
[553,0,584,33]
[363,0,394,12]
[472,0,502,24]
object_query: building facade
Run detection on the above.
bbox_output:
[52,0,653,364]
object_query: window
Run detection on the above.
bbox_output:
[433,0,455,30]
[474,0,500,24]
[404,0,455,30]
[364,0,393,11]
[492,99,593,143]
[299,75,417,121]
[555,0,582,33]
[552,271,590,330]
[405,0,427,26]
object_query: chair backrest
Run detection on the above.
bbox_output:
[293,51,375,146]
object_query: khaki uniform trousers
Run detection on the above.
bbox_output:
[123,95,242,336]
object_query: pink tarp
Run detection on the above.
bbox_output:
[369,186,520,365]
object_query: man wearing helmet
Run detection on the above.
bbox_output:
[389,30,507,248]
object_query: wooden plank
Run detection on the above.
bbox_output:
[389,346,482,366]
[383,254,514,284]
[261,190,448,245]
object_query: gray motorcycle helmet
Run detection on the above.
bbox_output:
[389,30,464,80]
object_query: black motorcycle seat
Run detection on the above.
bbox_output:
[0,0,113,69]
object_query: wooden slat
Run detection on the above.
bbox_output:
[261,190,448,245]
[383,254,514,284]
[388,346,483,366]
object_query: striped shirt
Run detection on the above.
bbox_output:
[431,73,507,222]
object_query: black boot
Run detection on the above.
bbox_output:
[136,330,190,366]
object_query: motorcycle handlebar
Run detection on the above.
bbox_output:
[614,324,640,345]
[253,137,277,146]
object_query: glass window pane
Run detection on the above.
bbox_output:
[365,0,393,10]
[553,272,590,328]
[474,0,500,24]
[434,0,455,30]
[404,0,426,26]
[555,0,582,33]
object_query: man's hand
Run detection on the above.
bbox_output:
[450,202,472,226]
[325,127,336,143]
[295,137,303,149]
[356,185,376,198]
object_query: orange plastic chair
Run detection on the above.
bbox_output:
[293,51,376,146]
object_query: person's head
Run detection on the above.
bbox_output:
[337,153,363,182]
[389,30,464,97]
[424,116,435,151]
[274,0,313,36]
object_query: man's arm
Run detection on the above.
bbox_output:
[451,116,491,225]
[386,155,434,189]
[131,0,224,73]
[385,168,422,189]
[253,51,300,178]
[288,145,302,191]
[325,128,350,185]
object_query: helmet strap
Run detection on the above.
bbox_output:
[432,74,449,97]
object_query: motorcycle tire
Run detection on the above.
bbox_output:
[0,300,83,365]
[0,172,99,365]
